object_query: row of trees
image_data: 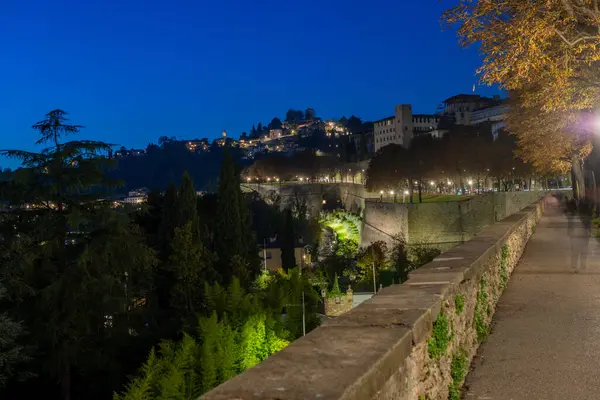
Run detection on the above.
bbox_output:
[366,125,534,201]
[0,110,323,400]
[443,0,600,201]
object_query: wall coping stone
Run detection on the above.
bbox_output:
[200,199,547,400]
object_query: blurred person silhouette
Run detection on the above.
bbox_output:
[566,199,592,272]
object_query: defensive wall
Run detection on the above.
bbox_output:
[362,190,547,250]
[201,195,550,400]
[244,183,549,251]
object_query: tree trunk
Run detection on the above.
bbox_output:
[61,362,71,400]
[571,155,586,203]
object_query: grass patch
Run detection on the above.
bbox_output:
[474,276,489,343]
[420,194,473,203]
[531,224,536,234]
[428,310,450,359]
[454,294,465,315]
[448,348,468,400]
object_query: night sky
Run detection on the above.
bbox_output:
[0,0,499,168]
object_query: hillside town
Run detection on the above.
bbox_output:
[107,93,507,163]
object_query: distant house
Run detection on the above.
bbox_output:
[259,236,312,271]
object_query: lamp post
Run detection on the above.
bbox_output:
[390,190,396,203]
[380,190,384,202]
[403,190,409,203]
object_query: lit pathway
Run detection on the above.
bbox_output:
[464,202,600,400]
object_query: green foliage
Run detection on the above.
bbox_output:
[327,273,344,298]
[390,236,411,284]
[454,294,465,315]
[0,287,31,388]
[474,276,490,343]
[531,224,536,234]
[428,310,450,359]
[319,211,362,256]
[116,278,294,399]
[500,244,510,289]
[408,243,442,269]
[0,110,158,399]
[168,221,216,318]
[449,348,468,400]
[215,147,259,285]
[354,241,388,285]
[280,208,297,271]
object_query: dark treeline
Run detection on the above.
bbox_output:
[0,110,322,400]
[109,139,251,193]
[366,124,536,201]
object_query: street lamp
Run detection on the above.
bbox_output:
[403,190,409,203]
[390,190,396,203]
[380,190,384,201]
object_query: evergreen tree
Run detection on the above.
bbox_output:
[215,148,259,285]
[257,122,263,133]
[168,222,216,325]
[174,171,198,229]
[0,287,29,389]
[215,148,243,279]
[0,110,157,400]
[280,209,296,271]
[158,182,178,254]
[250,125,257,138]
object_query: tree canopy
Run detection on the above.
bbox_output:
[442,0,600,183]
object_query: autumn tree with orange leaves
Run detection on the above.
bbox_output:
[443,0,600,199]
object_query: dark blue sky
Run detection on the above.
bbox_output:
[0,0,499,168]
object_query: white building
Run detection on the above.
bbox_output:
[122,189,148,205]
[374,105,442,152]
[441,94,500,125]
[469,103,509,140]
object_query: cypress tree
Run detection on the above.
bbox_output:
[215,148,244,283]
[280,208,296,272]
[159,182,178,254]
[175,171,198,231]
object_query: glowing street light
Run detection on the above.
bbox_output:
[430,181,435,186]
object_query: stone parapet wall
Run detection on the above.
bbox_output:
[200,197,547,400]
[323,288,354,317]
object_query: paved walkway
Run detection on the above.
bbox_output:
[464,200,600,400]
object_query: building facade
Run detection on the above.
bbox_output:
[374,104,438,152]
[441,94,500,125]
[469,103,509,140]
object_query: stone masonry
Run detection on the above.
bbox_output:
[200,197,547,400]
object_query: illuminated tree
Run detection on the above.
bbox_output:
[443,1,600,197]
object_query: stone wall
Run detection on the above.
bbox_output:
[362,191,546,249]
[323,288,354,317]
[361,201,409,246]
[200,197,547,400]
[244,183,378,217]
